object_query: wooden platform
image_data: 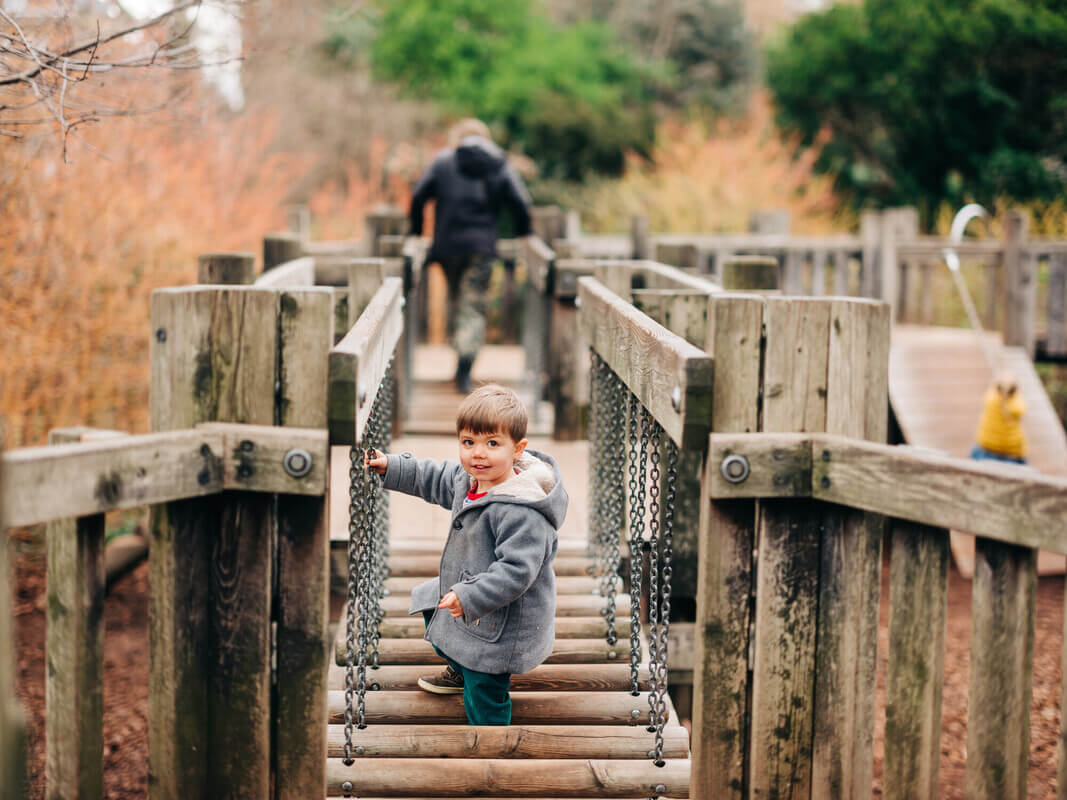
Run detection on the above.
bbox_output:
[889,325,1067,576]
[325,536,692,798]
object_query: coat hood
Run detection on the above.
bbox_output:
[455,135,506,179]
[471,448,568,530]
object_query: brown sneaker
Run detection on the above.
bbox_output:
[417,665,464,695]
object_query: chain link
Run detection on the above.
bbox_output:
[649,436,678,765]
[343,359,394,765]
[626,392,646,695]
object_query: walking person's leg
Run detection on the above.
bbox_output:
[450,255,492,392]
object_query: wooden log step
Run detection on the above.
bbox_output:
[389,538,589,557]
[325,757,690,797]
[388,554,596,578]
[335,638,635,666]
[326,723,689,759]
[378,593,631,618]
[375,616,627,640]
[385,575,608,595]
[328,663,652,692]
[326,691,662,726]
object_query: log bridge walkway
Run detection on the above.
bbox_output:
[2,208,1067,800]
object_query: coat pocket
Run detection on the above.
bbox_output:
[458,569,509,643]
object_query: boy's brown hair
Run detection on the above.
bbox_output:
[456,384,528,443]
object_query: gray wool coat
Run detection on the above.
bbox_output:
[382,448,568,675]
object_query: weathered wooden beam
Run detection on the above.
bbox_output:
[0,436,27,800]
[0,430,224,528]
[325,758,691,798]
[708,433,811,498]
[709,433,1067,552]
[326,663,651,692]
[631,290,709,348]
[884,520,949,800]
[327,691,659,726]
[578,276,713,449]
[325,724,688,759]
[1003,209,1036,357]
[45,428,108,800]
[252,256,316,288]
[812,297,889,800]
[335,637,631,666]
[720,255,779,291]
[966,538,1036,800]
[274,286,333,800]
[377,592,630,618]
[328,277,404,446]
[263,232,303,272]
[149,286,277,800]
[196,423,327,496]
[691,293,763,800]
[748,296,832,799]
[375,615,627,640]
[1047,252,1067,358]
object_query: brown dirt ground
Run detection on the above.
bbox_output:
[12,544,1065,798]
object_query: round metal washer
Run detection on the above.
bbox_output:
[283,448,313,479]
[720,454,750,484]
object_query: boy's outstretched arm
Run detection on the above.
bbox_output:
[379,452,462,511]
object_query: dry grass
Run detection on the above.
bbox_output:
[571,92,851,234]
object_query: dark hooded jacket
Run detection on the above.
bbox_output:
[409,135,533,263]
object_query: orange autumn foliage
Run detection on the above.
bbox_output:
[0,109,316,447]
[575,93,851,234]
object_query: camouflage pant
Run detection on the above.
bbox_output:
[440,255,492,361]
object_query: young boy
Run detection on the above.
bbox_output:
[364,384,567,725]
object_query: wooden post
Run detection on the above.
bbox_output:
[782,250,805,294]
[1058,571,1067,800]
[1048,253,1067,358]
[880,208,919,320]
[812,297,889,798]
[532,206,566,246]
[966,538,1036,799]
[274,287,334,799]
[364,206,408,257]
[691,293,764,799]
[198,252,255,285]
[1,434,28,800]
[287,204,310,242]
[832,250,850,296]
[1002,209,1035,357]
[749,298,831,799]
[720,256,779,292]
[985,256,1001,331]
[45,428,106,800]
[631,214,650,260]
[860,210,881,299]
[149,286,278,799]
[810,250,827,296]
[884,520,949,800]
[264,233,303,273]
[749,209,791,235]
[549,295,584,440]
[919,260,935,324]
[348,259,387,328]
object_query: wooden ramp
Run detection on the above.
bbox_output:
[325,442,692,797]
[889,324,1067,576]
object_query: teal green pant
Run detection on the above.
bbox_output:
[423,610,512,725]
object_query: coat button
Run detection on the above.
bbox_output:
[453,519,462,529]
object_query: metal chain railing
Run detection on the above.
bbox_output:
[626,393,648,695]
[343,359,394,767]
[649,437,678,766]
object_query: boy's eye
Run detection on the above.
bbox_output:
[462,439,474,446]
[488,440,499,447]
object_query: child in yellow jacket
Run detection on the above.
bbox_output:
[971,372,1027,464]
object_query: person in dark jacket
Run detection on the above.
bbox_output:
[409,119,533,391]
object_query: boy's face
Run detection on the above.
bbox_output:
[458,428,528,490]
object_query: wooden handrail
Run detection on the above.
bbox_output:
[0,423,329,528]
[253,256,316,288]
[578,276,713,449]
[328,276,404,446]
[708,431,1067,551]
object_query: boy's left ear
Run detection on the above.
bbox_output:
[513,438,528,459]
